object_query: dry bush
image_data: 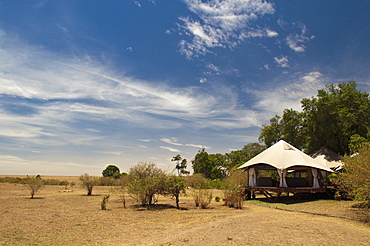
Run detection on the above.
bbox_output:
[24,176,44,199]
[101,195,110,210]
[223,170,248,209]
[194,188,212,208]
[79,173,98,196]
[190,174,213,208]
[110,175,129,208]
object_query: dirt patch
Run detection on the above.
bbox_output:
[0,182,369,245]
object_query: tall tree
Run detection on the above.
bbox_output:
[302,81,370,154]
[259,81,370,155]
[171,154,189,176]
[192,148,213,179]
[226,143,266,169]
[259,115,282,146]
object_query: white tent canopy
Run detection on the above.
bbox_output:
[237,140,332,188]
[238,140,333,172]
[311,147,342,170]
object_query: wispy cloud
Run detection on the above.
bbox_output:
[0,28,268,151]
[286,23,313,52]
[139,139,153,142]
[160,146,181,153]
[274,56,290,68]
[185,143,211,149]
[178,0,276,58]
[160,137,183,146]
[247,71,325,115]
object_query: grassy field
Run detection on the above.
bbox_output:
[1,176,370,245]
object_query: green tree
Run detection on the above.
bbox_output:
[259,81,370,155]
[102,165,121,178]
[163,175,187,208]
[192,149,226,179]
[348,134,370,154]
[79,173,97,196]
[302,81,370,154]
[259,115,282,146]
[226,143,266,169]
[336,144,370,205]
[192,148,212,179]
[171,154,189,176]
[127,162,167,206]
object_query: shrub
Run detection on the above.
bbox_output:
[336,144,370,205]
[128,162,167,206]
[99,176,116,186]
[111,175,129,208]
[223,170,248,209]
[101,195,110,210]
[59,180,69,189]
[24,176,44,199]
[198,189,213,209]
[79,173,98,196]
[190,174,213,208]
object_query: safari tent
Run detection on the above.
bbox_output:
[311,147,342,170]
[237,140,333,199]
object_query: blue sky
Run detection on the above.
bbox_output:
[1,0,370,175]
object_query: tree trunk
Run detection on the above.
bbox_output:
[175,194,179,208]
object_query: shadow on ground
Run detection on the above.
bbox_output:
[133,204,189,211]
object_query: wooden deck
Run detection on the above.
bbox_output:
[244,186,332,200]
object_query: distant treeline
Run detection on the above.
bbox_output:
[0,176,138,187]
[0,176,72,186]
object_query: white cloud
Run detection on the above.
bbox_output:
[179,0,276,58]
[0,28,267,153]
[139,139,152,142]
[286,23,311,52]
[205,63,220,72]
[274,56,290,68]
[160,137,183,146]
[160,146,181,153]
[246,71,325,115]
[185,143,211,149]
[266,29,279,37]
[86,128,100,133]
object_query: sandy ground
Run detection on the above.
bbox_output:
[0,181,370,245]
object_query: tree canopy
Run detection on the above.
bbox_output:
[102,165,121,178]
[191,143,266,179]
[259,81,370,155]
[171,154,189,176]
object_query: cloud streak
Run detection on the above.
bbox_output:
[0,28,269,151]
[178,0,276,58]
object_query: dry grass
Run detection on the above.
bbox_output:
[1,176,370,245]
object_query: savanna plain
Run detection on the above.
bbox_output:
[1,176,370,246]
